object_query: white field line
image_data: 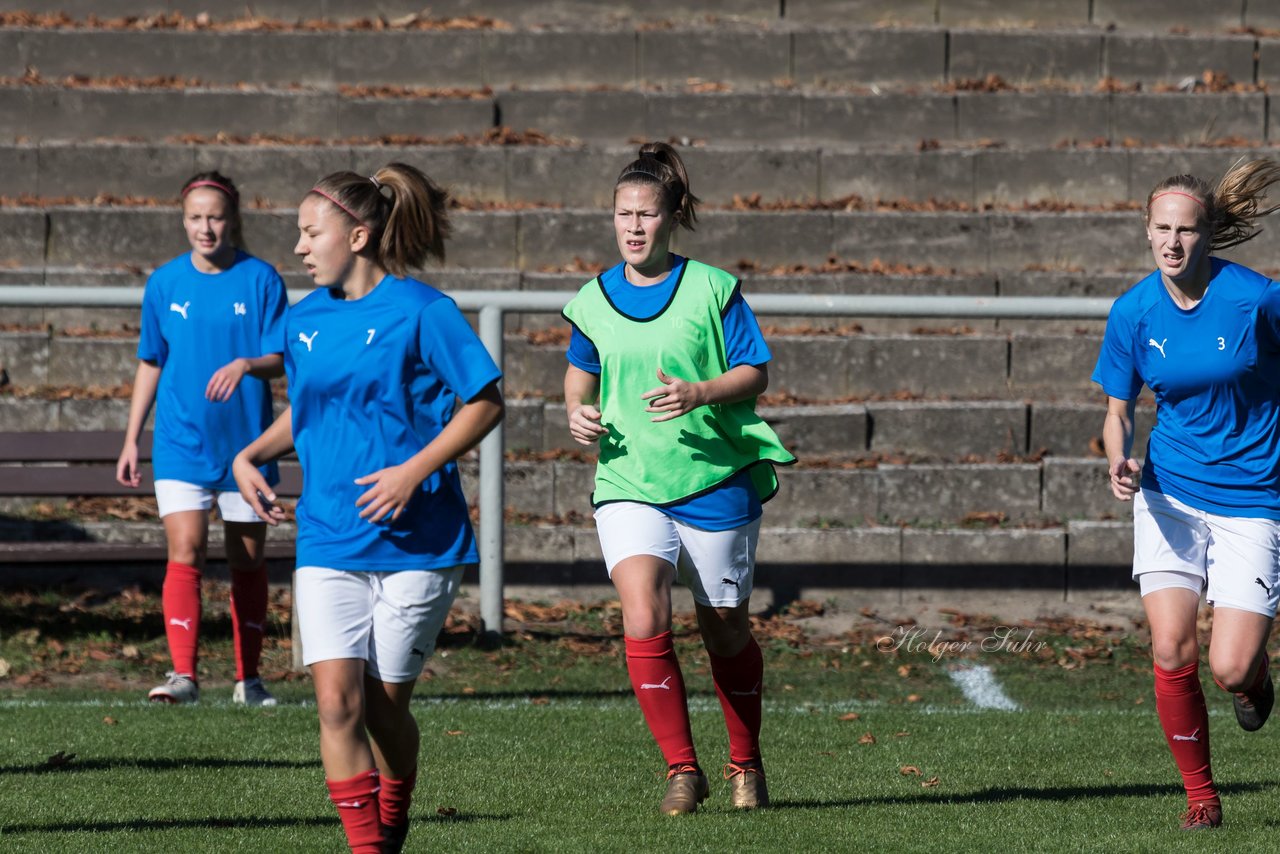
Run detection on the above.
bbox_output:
[948,665,1020,711]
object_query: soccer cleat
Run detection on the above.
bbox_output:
[148,672,199,704]
[1232,663,1274,732]
[723,762,769,809]
[381,821,409,854]
[232,677,278,707]
[660,765,709,815]
[1180,801,1222,830]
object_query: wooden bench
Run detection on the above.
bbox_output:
[2,429,306,668]
[0,430,301,563]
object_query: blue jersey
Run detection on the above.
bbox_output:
[565,257,771,530]
[285,275,501,571]
[1093,258,1280,518]
[138,251,287,491]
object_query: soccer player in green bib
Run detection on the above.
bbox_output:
[563,142,795,815]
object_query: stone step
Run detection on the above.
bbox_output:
[0,389,1149,461]
[0,83,1270,147]
[0,265,1132,336]
[14,0,1277,31]
[3,141,1273,209]
[1,25,1266,89]
[456,456,1127,526]
[0,515,1137,598]
[0,456,1122,526]
[0,206,1273,273]
[4,328,1111,397]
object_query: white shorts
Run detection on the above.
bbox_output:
[1133,489,1280,618]
[294,565,464,682]
[594,501,759,608]
[154,479,260,523]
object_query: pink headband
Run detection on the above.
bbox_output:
[309,188,365,225]
[1150,190,1206,211]
[181,179,236,199]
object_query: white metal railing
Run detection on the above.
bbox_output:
[0,285,1115,634]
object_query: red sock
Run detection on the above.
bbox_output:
[708,636,764,765]
[326,769,384,853]
[625,632,697,768]
[230,564,269,681]
[1154,662,1217,805]
[379,770,416,830]
[161,561,201,678]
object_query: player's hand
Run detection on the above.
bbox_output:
[206,358,249,402]
[568,404,608,445]
[115,443,141,488]
[233,453,286,525]
[641,368,705,422]
[355,463,421,524]
[1109,457,1141,501]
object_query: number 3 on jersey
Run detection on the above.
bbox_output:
[1218,336,1225,351]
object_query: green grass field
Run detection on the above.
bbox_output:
[2,589,1280,852]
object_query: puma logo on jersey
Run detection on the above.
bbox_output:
[1148,338,1167,358]
[168,617,193,631]
[1172,728,1201,742]
[640,676,674,690]
[1257,577,1273,594]
[169,301,190,319]
[730,681,761,697]
[233,302,246,316]
[298,330,319,352]
[721,577,740,588]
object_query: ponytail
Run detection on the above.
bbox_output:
[614,141,700,231]
[1146,158,1280,251]
[308,162,451,275]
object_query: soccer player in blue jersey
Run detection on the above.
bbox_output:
[116,171,287,707]
[1094,158,1280,831]
[563,143,794,815]
[232,163,502,854]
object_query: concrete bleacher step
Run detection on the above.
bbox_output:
[0,265,1131,336]
[11,0,1276,30]
[3,205,1276,273]
[0,81,1270,147]
[1,23,1267,89]
[1,327,1112,397]
[3,141,1275,209]
[0,386,1147,462]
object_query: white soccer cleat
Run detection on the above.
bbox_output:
[148,673,199,704]
[232,677,278,707]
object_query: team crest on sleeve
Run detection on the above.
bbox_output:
[298,330,319,352]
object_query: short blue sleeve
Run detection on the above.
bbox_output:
[137,275,167,366]
[258,270,288,355]
[1092,308,1144,400]
[567,324,601,374]
[723,290,771,368]
[418,298,502,402]
[1257,281,1280,353]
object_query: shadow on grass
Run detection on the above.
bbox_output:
[0,756,319,776]
[413,687,634,703]
[767,779,1280,810]
[0,812,511,835]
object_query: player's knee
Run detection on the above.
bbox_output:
[1210,660,1254,692]
[1150,636,1198,671]
[314,686,363,733]
[167,544,206,567]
